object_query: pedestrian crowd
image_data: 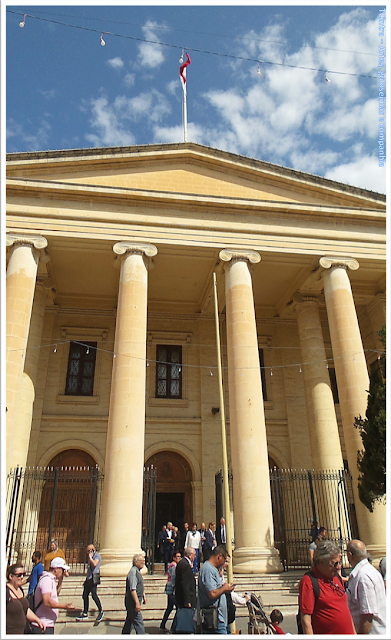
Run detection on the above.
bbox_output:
[6,526,387,635]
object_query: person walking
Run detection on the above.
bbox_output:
[76,544,104,623]
[185,523,202,574]
[174,547,197,634]
[122,554,147,634]
[203,522,216,562]
[298,540,355,634]
[216,517,227,547]
[346,539,386,634]
[6,563,46,635]
[198,545,234,634]
[160,550,182,633]
[26,551,44,596]
[162,522,176,572]
[31,557,74,634]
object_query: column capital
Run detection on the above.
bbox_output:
[6,234,48,251]
[113,241,158,258]
[319,256,359,271]
[219,248,261,264]
[293,292,324,306]
[36,276,55,291]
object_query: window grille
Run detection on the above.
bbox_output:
[65,341,97,396]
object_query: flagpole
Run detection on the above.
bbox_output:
[182,70,188,142]
[212,273,234,585]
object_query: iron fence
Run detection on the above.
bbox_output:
[142,465,157,574]
[6,466,104,574]
[270,468,359,570]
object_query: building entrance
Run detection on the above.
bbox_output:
[145,450,193,562]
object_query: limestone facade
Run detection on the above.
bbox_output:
[6,143,386,574]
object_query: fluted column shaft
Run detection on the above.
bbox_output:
[6,234,48,472]
[220,249,282,574]
[99,242,157,576]
[320,257,386,555]
[295,297,343,470]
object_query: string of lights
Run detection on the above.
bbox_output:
[7,339,385,374]
[8,9,378,80]
[10,7,378,57]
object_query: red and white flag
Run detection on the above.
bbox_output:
[179,53,191,86]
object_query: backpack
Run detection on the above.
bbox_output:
[28,579,43,613]
[296,570,320,634]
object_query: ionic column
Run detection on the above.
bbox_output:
[320,257,386,556]
[220,249,283,573]
[12,278,53,472]
[295,295,343,470]
[99,242,157,576]
[6,234,48,473]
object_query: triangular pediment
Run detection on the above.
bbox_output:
[6,142,385,210]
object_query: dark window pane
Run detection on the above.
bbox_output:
[258,348,268,401]
[156,345,182,399]
[329,367,339,404]
[65,341,97,396]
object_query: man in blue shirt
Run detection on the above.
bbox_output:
[27,551,44,595]
[198,546,234,634]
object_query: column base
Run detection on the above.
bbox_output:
[233,546,284,574]
[99,548,145,577]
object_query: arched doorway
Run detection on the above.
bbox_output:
[36,449,101,568]
[146,451,193,559]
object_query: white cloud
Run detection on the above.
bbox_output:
[316,99,378,141]
[108,57,124,69]
[325,156,386,194]
[38,89,57,100]
[138,21,166,68]
[85,90,171,147]
[124,73,135,87]
[6,118,51,151]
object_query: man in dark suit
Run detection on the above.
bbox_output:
[174,547,196,634]
[216,516,227,547]
[161,522,176,572]
[180,522,189,553]
[203,522,216,562]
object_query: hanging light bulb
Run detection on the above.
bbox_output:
[113,353,116,358]
[324,72,331,84]
[210,369,213,376]
[257,62,261,77]
[270,368,273,376]
[53,345,57,353]
[146,360,149,367]
[86,347,90,355]
[100,33,106,46]
[299,365,302,373]
[179,49,184,64]
[19,15,27,28]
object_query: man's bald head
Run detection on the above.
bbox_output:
[347,539,368,566]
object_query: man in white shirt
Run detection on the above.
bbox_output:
[347,539,386,635]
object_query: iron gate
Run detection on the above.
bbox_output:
[270,468,359,570]
[142,465,157,574]
[6,466,104,574]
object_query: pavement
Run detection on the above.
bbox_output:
[55,612,299,636]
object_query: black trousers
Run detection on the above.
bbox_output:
[82,578,102,614]
[31,626,55,634]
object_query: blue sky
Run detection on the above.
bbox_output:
[5,2,388,193]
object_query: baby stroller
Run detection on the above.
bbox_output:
[246,593,276,634]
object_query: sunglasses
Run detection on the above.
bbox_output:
[13,572,26,578]
[332,560,342,568]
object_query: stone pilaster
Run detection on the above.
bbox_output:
[99,242,157,576]
[320,257,386,557]
[6,234,48,472]
[220,249,283,573]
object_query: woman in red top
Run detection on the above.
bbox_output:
[299,541,356,634]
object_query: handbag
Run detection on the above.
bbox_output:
[176,607,196,633]
[201,595,221,632]
[92,573,101,586]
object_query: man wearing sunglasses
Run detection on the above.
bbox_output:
[299,540,355,634]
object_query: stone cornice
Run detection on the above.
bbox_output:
[319,256,360,271]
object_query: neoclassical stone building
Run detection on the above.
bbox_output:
[6,143,386,575]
